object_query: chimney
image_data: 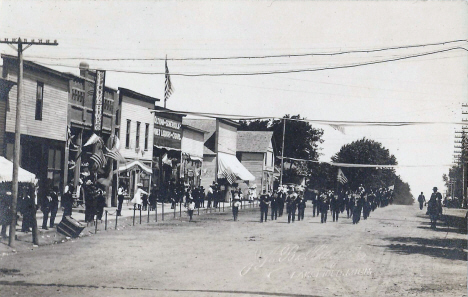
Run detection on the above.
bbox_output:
[79,61,89,78]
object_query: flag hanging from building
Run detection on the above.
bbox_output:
[164,57,174,103]
[337,168,348,184]
[103,148,125,163]
[90,152,106,171]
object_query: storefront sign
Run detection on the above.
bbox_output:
[154,114,182,150]
[155,117,181,130]
[92,70,106,133]
[154,128,181,140]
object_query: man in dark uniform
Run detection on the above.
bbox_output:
[346,192,354,219]
[330,191,340,222]
[297,190,306,221]
[353,196,362,224]
[270,191,278,221]
[286,189,297,223]
[259,190,270,222]
[320,191,329,223]
[278,186,286,217]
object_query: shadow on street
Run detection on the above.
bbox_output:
[380,236,467,262]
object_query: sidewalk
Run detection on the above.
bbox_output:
[5,199,259,246]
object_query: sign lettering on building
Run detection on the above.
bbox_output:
[92,70,106,134]
[154,117,181,130]
[153,114,182,150]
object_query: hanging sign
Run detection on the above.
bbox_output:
[92,70,106,134]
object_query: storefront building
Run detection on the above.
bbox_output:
[1,55,70,198]
[117,88,158,199]
[152,107,185,197]
[181,124,206,188]
[67,63,119,205]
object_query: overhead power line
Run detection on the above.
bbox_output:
[24,39,468,61]
[276,156,453,168]
[151,109,466,126]
[29,46,468,77]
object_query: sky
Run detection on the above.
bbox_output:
[1,0,467,196]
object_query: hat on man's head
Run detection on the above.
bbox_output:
[433,187,438,191]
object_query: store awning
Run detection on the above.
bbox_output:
[0,157,37,183]
[117,160,152,174]
[217,152,255,184]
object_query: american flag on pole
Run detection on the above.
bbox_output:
[164,57,174,105]
[337,168,348,184]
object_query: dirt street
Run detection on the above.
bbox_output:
[0,204,466,297]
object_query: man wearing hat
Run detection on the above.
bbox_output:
[259,190,270,222]
[277,186,286,217]
[297,190,306,221]
[286,188,298,223]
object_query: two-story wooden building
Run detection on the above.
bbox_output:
[68,63,119,205]
[236,131,275,195]
[117,87,159,198]
[1,54,69,195]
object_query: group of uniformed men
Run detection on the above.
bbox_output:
[257,184,394,224]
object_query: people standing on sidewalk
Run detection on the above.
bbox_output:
[232,196,241,221]
[207,185,214,208]
[84,180,96,223]
[48,186,59,228]
[20,184,35,233]
[149,188,157,211]
[117,185,125,216]
[41,184,52,230]
[187,197,195,222]
[61,183,74,219]
[96,189,106,221]
[0,186,12,239]
[131,183,148,210]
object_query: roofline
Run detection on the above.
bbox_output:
[182,124,207,134]
[153,105,186,118]
[119,87,160,104]
[218,118,240,127]
[1,54,118,92]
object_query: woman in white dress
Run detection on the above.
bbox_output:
[131,183,148,209]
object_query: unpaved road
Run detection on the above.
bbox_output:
[0,204,466,297]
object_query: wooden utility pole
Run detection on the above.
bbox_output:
[0,38,58,247]
[279,118,286,185]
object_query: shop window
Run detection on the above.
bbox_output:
[126,120,131,148]
[136,122,140,149]
[47,148,62,191]
[144,123,149,150]
[35,82,44,120]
